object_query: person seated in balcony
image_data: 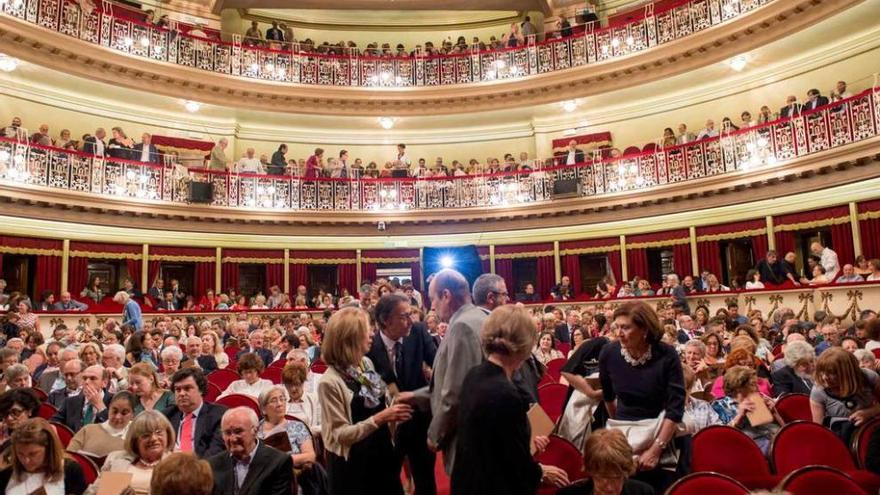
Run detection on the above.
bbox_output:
[866,259,880,281]
[208,138,229,171]
[1,116,27,141]
[30,124,53,147]
[777,95,801,119]
[661,128,676,148]
[804,88,830,111]
[266,21,284,47]
[756,106,775,124]
[134,133,161,164]
[559,139,585,166]
[720,117,739,134]
[504,22,525,48]
[744,269,765,290]
[596,277,616,299]
[854,255,872,278]
[802,265,831,286]
[740,111,755,129]
[552,276,573,301]
[811,241,840,280]
[836,264,863,284]
[830,80,852,102]
[244,21,263,46]
[515,283,540,303]
[148,278,164,301]
[235,148,263,175]
[395,43,408,57]
[695,119,718,140]
[107,126,135,160]
[676,123,696,145]
[53,291,88,312]
[754,250,785,286]
[157,291,178,311]
[80,276,104,303]
[83,127,106,157]
[57,129,77,150]
[702,274,729,293]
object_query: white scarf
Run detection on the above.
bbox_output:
[100,420,130,439]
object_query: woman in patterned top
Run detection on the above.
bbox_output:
[257,386,321,493]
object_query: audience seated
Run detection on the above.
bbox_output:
[711,366,785,454]
[810,347,880,442]
[557,429,655,495]
[67,391,135,457]
[0,418,87,495]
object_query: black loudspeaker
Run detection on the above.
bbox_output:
[391,169,409,178]
[189,181,213,203]
[553,177,581,198]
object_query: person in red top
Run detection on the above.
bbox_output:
[305,148,324,178]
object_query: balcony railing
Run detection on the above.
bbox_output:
[0,88,877,212]
[0,0,770,88]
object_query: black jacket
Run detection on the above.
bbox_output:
[51,392,112,432]
[207,442,294,495]
[82,136,105,157]
[366,322,436,393]
[268,150,287,175]
[771,365,812,396]
[133,142,162,164]
[163,401,228,458]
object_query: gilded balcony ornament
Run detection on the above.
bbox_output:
[744,295,756,314]
[49,317,64,328]
[695,298,710,309]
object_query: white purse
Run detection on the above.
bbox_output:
[606,411,679,469]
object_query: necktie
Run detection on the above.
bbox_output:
[83,404,95,425]
[393,341,404,380]
[180,413,194,452]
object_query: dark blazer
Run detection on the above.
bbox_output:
[268,150,287,175]
[0,459,88,495]
[554,323,575,344]
[46,386,73,408]
[207,442,294,495]
[52,392,112,432]
[197,354,219,374]
[366,322,436,393]
[779,103,803,118]
[771,365,812,397]
[237,348,274,368]
[556,149,585,166]
[133,142,162,164]
[804,96,830,111]
[157,299,177,311]
[163,401,228,458]
[82,136,105,156]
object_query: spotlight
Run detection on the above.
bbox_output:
[0,54,20,72]
[378,117,395,130]
[727,55,748,72]
[440,255,454,268]
[183,100,201,113]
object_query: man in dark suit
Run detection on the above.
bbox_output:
[52,364,111,432]
[756,250,786,286]
[804,89,830,111]
[157,291,177,311]
[163,367,227,458]
[554,309,580,345]
[45,356,83,406]
[183,336,218,373]
[207,407,294,495]
[556,139,585,166]
[236,331,274,368]
[133,132,161,164]
[82,127,106,157]
[779,95,803,118]
[368,293,437,495]
[771,340,814,396]
[268,144,287,175]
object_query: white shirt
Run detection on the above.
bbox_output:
[236,157,263,174]
[745,281,765,289]
[286,392,322,432]
[140,145,151,162]
[566,150,577,165]
[820,247,840,280]
[94,138,105,157]
[697,128,718,139]
[379,331,403,374]
[219,378,275,400]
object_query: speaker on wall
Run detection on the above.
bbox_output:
[189,182,213,203]
[553,178,581,198]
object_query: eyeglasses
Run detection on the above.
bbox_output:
[490,290,509,297]
[5,407,26,419]
[139,429,165,440]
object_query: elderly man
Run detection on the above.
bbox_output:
[811,241,840,281]
[235,147,263,174]
[836,264,863,283]
[209,138,230,171]
[555,309,580,345]
[52,364,112,432]
[102,344,129,393]
[134,132,161,164]
[1,116,27,140]
[682,340,709,391]
[52,291,88,311]
[815,318,842,355]
[755,250,785,286]
[771,340,814,396]
[39,347,77,394]
[426,269,484,474]
[236,327,273,367]
[677,315,698,343]
[551,275,573,301]
[559,139,584,166]
[207,407,293,495]
[676,123,696,144]
[30,124,53,146]
[83,127,106,157]
[185,335,218,373]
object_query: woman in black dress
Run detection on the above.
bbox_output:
[317,307,413,495]
[451,305,569,495]
[598,301,685,491]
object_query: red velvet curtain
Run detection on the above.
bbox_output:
[751,234,769,261]
[774,231,796,258]
[607,250,622,285]
[626,248,648,280]
[673,243,693,277]
[563,255,582,295]
[222,262,239,294]
[360,263,377,286]
[35,255,61,299]
[148,260,162,287]
[696,241,722,279]
[495,259,514,295]
[337,264,357,295]
[536,256,555,299]
[193,262,215,299]
[265,264,283,293]
[830,222,855,268]
[861,217,880,259]
[126,259,141,288]
[409,262,422,291]
[290,264,309,290]
[67,257,90,295]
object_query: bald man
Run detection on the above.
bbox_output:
[52,364,112,432]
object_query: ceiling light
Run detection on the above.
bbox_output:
[727,55,748,72]
[562,100,578,113]
[0,54,19,72]
[378,117,395,130]
[183,100,201,113]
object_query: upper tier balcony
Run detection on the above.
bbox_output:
[0,0,855,115]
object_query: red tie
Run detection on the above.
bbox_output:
[180,413,194,452]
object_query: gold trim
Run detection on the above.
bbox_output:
[625,238,690,249]
[241,9,525,32]
[0,247,62,256]
[858,211,880,221]
[360,257,420,263]
[69,250,143,260]
[150,255,216,262]
[290,258,358,264]
[221,256,284,264]
[559,245,620,256]
[494,250,554,260]
[695,228,767,242]
[61,239,69,293]
[773,215,851,232]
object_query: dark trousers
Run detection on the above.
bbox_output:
[396,411,437,495]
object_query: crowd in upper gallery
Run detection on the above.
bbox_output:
[0,81,856,180]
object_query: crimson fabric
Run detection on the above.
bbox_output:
[360,263,377,285]
[860,217,880,259]
[534,436,585,483]
[537,384,568,423]
[536,256,555,299]
[125,259,141,288]
[691,426,779,489]
[607,249,622,285]
[147,260,161,288]
[193,262,215,299]
[495,259,514,295]
[781,467,868,495]
[830,222,855,270]
[667,473,750,495]
[775,394,812,423]
[337,264,357,295]
[628,229,690,245]
[265,264,284,293]
[360,248,419,259]
[35,255,61,298]
[695,219,766,237]
[559,237,619,251]
[151,135,215,152]
[696,241,722,279]
[551,132,613,153]
[149,246,214,257]
[563,255,582,295]
[673,243,693,276]
[751,233,769,261]
[771,422,857,475]
[291,249,356,260]
[222,248,284,260]
[774,231,796,258]
[626,248,648,279]
[69,241,141,255]
[409,262,422,291]
[0,236,62,250]
[222,262,239,293]
[0,253,3,277]
[290,264,308,290]
[495,243,554,255]
[775,205,850,228]
[67,257,90,295]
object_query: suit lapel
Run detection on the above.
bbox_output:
[237,445,269,495]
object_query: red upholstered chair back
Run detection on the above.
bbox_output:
[224,346,240,362]
[30,387,48,402]
[556,343,571,357]
[852,417,880,468]
[67,452,100,484]
[207,369,241,391]
[260,366,283,385]
[641,142,658,153]
[50,422,75,448]
[538,373,556,388]
[665,472,749,495]
[775,393,812,423]
[38,403,57,420]
[780,465,868,495]
[269,359,287,369]
[545,358,567,382]
[872,349,880,360]
[204,382,222,403]
[537,383,568,423]
[691,425,773,478]
[534,435,585,482]
[215,393,262,418]
[310,359,328,374]
[623,146,641,156]
[771,421,856,475]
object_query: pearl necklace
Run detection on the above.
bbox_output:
[620,345,652,367]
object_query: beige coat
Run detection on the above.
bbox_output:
[318,358,380,460]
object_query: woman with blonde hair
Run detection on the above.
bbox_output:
[200,330,229,369]
[79,342,102,367]
[811,347,880,441]
[318,307,412,494]
[557,429,654,495]
[451,305,569,494]
[0,418,87,494]
[128,362,175,414]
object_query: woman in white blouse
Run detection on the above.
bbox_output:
[282,360,321,433]
[218,352,274,399]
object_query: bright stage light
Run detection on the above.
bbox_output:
[440,255,454,268]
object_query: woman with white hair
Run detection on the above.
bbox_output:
[157,346,183,390]
[854,349,877,371]
[770,340,815,396]
[114,290,143,332]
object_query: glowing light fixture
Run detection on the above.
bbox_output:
[0,54,19,72]
[440,255,454,268]
[378,117,395,130]
[727,55,748,72]
[562,100,579,113]
[183,100,201,113]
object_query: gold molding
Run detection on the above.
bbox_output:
[559,245,620,255]
[68,251,144,260]
[360,257,420,263]
[150,255,216,262]
[695,228,767,242]
[625,238,690,249]
[773,216,851,232]
[221,256,284,264]
[494,250,553,259]
[290,258,357,264]
[0,247,62,256]
[241,9,525,32]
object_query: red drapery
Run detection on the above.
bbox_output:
[774,231,796,257]
[337,264,357,295]
[147,260,162,288]
[360,263,377,285]
[626,248,649,280]
[193,262,215,299]
[67,257,90,295]
[830,222,855,268]
[495,259,514,295]
[222,263,239,293]
[265,264,284,293]
[607,250,622,284]
[35,255,61,298]
[290,264,308,290]
[695,241,722,279]
[536,256,555,299]
[774,205,851,257]
[673,243,693,276]
[859,200,880,259]
[562,255,582,295]
[751,234,769,261]
[126,259,141,288]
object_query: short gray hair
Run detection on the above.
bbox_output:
[854,349,875,366]
[4,364,29,383]
[473,274,505,306]
[105,344,126,360]
[684,339,706,356]
[160,345,182,361]
[222,406,259,428]
[125,410,175,458]
[783,340,815,368]
[257,385,287,412]
[430,269,471,305]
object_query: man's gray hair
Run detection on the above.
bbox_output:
[160,345,183,360]
[431,269,471,305]
[783,340,815,368]
[684,339,706,356]
[472,274,504,306]
[223,406,259,428]
[854,349,876,366]
[105,344,126,360]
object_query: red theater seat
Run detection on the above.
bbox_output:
[204,382,222,403]
[852,417,880,469]
[38,403,57,420]
[691,425,780,489]
[537,384,567,423]
[779,465,868,495]
[215,393,262,418]
[665,472,749,495]
[775,393,812,423]
[207,368,240,391]
[310,359,328,374]
[545,358,566,382]
[51,422,74,448]
[67,452,100,485]
[260,366,283,385]
[534,435,584,494]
